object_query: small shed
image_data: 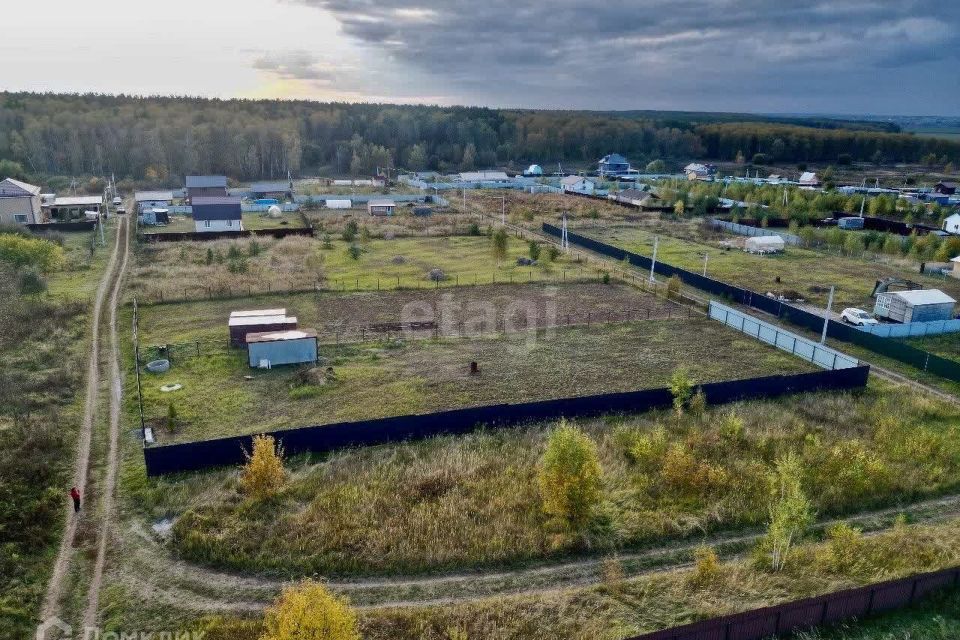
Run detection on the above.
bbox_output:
[950,256,960,280]
[325,199,352,209]
[744,235,785,254]
[246,329,318,368]
[838,217,865,230]
[874,289,956,323]
[368,199,396,216]
[228,309,297,346]
[412,206,432,216]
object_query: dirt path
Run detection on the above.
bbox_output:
[40,217,126,624]
[116,490,960,613]
[82,215,131,629]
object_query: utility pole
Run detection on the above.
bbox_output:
[132,298,146,440]
[649,236,659,283]
[703,252,709,277]
[820,285,835,344]
[859,197,865,217]
[501,195,505,225]
[561,213,569,251]
[462,186,466,211]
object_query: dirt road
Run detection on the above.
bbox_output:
[40,216,129,631]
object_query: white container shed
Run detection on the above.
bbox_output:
[874,289,956,323]
[325,199,352,209]
[246,329,318,368]
[744,235,785,254]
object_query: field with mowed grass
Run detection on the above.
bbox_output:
[120,379,960,583]
[581,224,960,310]
[127,232,588,303]
[133,282,678,344]
[129,315,811,444]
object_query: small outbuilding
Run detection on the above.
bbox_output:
[838,216,865,230]
[250,181,294,200]
[874,289,956,323]
[934,181,957,195]
[228,309,298,346]
[135,190,174,214]
[45,196,103,221]
[950,256,960,280]
[368,199,396,216]
[325,199,352,209]
[246,329,318,368]
[744,235,786,254]
[798,172,820,188]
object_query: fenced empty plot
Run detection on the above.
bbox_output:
[132,317,816,445]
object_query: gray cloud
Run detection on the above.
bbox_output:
[252,50,336,83]
[292,0,960,113]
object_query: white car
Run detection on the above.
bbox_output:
[840,308,878,326]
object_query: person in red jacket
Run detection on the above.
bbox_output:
[70,486,81,513]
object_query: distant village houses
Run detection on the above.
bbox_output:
[934,181,957,195]
[798,171,821,188]
[684,163,717,181]
[597,154,631,177]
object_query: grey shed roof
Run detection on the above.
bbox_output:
[888,289,956,306]
[186,175,228,188]
[600,153,629,165]
[134,190,174,202]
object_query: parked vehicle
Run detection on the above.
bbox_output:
[840,308,879,326]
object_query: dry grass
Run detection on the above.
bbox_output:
[136,381,960,579]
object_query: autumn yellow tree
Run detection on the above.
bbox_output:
[240,434,286,499]
[538,420,603,534]
[261,580,360,640]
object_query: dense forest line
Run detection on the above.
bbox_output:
[2,93,959,183]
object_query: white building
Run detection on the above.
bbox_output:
[560,175,595,195]
[798,172,820,188]
[0,178,42,224]
[367,199,396,216]
[943,213,960,235]
[192,196,242,232]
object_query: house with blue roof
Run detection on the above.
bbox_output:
[598,154,631,177]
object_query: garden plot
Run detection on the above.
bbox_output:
[126,234,585,303]
[130,317,813,444]
[582,224,960,310]
[133,282,677,345]
[303,209,474,238]
[140,211,307,234]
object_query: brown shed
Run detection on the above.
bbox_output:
[228,309,298,346]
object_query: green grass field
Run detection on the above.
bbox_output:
[904,333,960,363]
[584,225,960,311]
[141,212,305,234]
[132,317,811,444]
[127,233,593,303]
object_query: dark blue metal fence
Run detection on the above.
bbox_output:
[143,366,869,476]
[543,224,960,383]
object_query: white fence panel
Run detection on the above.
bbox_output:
[709,301,859,370]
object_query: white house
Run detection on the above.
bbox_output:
[798,172,820,187]
[0,178,42,224]
[192,196,242,232]
[561,175,595,195]
[134,190,174,214]
[943,213,960,235]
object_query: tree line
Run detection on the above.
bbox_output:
[2,92,959,183]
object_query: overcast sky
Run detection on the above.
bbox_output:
[3,0,958,115]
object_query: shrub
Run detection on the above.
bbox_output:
[261,580,360,640]
[601,271,610,284]
[688,545,722,587]
[669,367,693,417]
[547,245,561,261]
[249,240,262,257]
[491,228,508,263]
[719,412,745,445]
[762,452,813,572]
[537,420,603,535]
[528,240,541,262]
[206,248,214,265]
[240,434,286,500]
[821,523,865,575]
[688,388,707,419]
[467,222,481,236]
[0,233,65,273]
[342,220,358,242]
[322,233,333,249]
[227,244,242,259]
[666,275,682,299]
[347,244,362,261]
[17,270,46,295]
[166,402,178,433]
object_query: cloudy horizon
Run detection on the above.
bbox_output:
[3,0,958,116]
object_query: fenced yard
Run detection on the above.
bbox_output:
[130,317,815,444]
